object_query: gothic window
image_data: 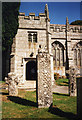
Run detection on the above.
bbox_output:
[52,41,64,67]
[73,41,82,67]
[28,32,37,43]
[78,49,81,66]
[74,49,77,66]
[57,48,60,66]
[28,33,32,42]
[60,49,64,66]
[33,34,37,42]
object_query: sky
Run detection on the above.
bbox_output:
[19,2,81,25]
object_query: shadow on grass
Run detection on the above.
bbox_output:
[0,92,9,95]
[63,81,69,85]
[7,96,37,107]
[48,105,78,120]
[53,92,69,96]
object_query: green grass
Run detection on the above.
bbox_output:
[55,78,69,86]
[1,87,77,119]
[0,81,5,83]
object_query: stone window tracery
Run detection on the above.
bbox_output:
[28,32,37,43]
[73,41,82,67]
[78,49,81,66]
[74,49,77,65]
[52,41,64,67]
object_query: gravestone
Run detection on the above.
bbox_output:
[37,46,53,108]
[5,72,19,96]
[66,66,80,96]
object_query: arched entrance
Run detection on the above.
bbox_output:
[26,61,37,80]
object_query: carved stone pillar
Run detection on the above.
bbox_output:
[5,72,19,96]
[66,67,76,96]
[37,46,53,108]
[66,66,80,96]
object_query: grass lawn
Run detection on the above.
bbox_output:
[0,81,5,83]
[1,83,77,119]
[55,78,69,86]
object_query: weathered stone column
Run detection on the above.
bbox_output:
[66,67,76,96]
[5,72,19,96]
[37,46,53,108]
[66,66,80,96]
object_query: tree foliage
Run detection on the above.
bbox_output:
[2,2,20,51]
[70,20,82,25]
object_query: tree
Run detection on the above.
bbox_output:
[2,2,20,51]
[70,20,82,25]
[2,2,20,79]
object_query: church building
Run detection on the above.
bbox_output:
[9,4,82,88]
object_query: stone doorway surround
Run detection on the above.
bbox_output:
[22,58,37,88]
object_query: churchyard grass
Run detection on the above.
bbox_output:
[0,81,5,83]
[1,83,77,119]
[55,78,69,86]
